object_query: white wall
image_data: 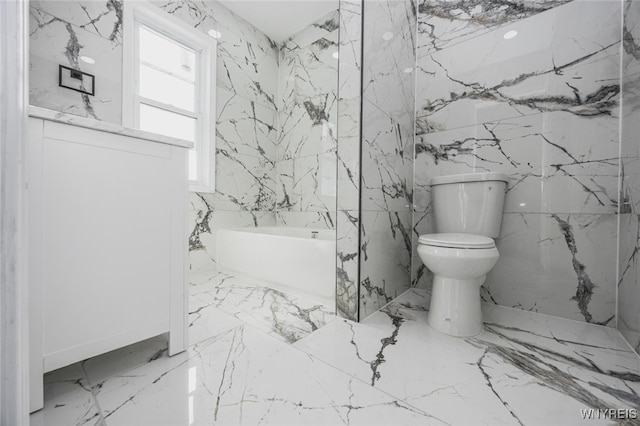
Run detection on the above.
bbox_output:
[0,0,29,423]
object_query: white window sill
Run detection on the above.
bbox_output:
[189,183,215,194]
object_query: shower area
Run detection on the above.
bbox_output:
[180,1,343,312]
[185,0,418,323]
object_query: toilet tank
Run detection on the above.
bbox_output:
[430,172,509,238]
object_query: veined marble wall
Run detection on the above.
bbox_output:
[359,0,416,319]
[29,0,123,123]
[275,11,339,230]
[336,0,362,320]
[619,0,640,354]
[153,0,281,274]
[413,0,621,325]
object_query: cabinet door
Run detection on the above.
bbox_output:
[40,122,174,371]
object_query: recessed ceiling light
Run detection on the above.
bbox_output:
[382,32,394,41]
[503,30,518,40]
[332,51,339,59]
[208,29,222,39]
[519,202,526,207]
[403,67,413,74]
[80,55,95,64]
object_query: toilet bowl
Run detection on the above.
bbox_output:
[417,233,499,337]
[417,172,508,337]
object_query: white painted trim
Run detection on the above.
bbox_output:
[43,322,169,373]
[0,0,29,421]
[122,0,216,193]
[169,145,188,356]
[137,97,199,120]
[122,0,135,129]
[27,118,44,413]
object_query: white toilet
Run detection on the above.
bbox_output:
[417,172,508,337]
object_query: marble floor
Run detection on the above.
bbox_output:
[31,272,640,426]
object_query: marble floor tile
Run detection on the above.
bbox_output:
[189,295,244,346]
[33,272,640,426]
[86,325,438,426]
[295,288,640,426]
[190,272,336,344]
[29,363,104,426]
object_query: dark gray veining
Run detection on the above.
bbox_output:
[417,0,571,55]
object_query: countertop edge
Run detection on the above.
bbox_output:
[28,106,194,149]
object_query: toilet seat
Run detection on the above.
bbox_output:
[418,233,495,249]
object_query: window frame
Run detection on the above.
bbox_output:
[123,1,216,193]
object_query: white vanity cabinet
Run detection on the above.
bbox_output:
[27,110,191,412]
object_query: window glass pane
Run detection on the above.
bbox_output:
[138,25,196,82]
[188,149,198,181]
[139,103,196,142]
[139,64,195,112]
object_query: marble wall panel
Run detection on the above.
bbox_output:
[277,153,337,213]
[336,0,362,320]
[415,1,621,135]
[416,0,570,57]
[359,211,413,318]
[188,193,276,274]
[359,0,416,320]
[361,100,414,212]
[361,0,416,130]
[216,50,279,112]
[415,111,620,215]
[213,86,279,213]
[336,210,359,320]
[275,10,339,230]
[336,136,360,213]
[411,210,433,290]
[277,100,338,162]
[276,11,339,163]
[30,0,124,41]
[214,151,277,211]
[485,213,617,325]
[275,211,336,229]
[216,87,277,165]
[29,1,123,123]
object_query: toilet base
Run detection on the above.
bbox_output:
[427,275,485,337]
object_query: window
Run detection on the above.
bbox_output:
[123,2,216,192]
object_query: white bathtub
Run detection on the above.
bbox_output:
[217,227,336,306]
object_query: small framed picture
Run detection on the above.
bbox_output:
[58,65,95,96]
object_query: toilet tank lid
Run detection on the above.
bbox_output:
[430,172,509,186]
